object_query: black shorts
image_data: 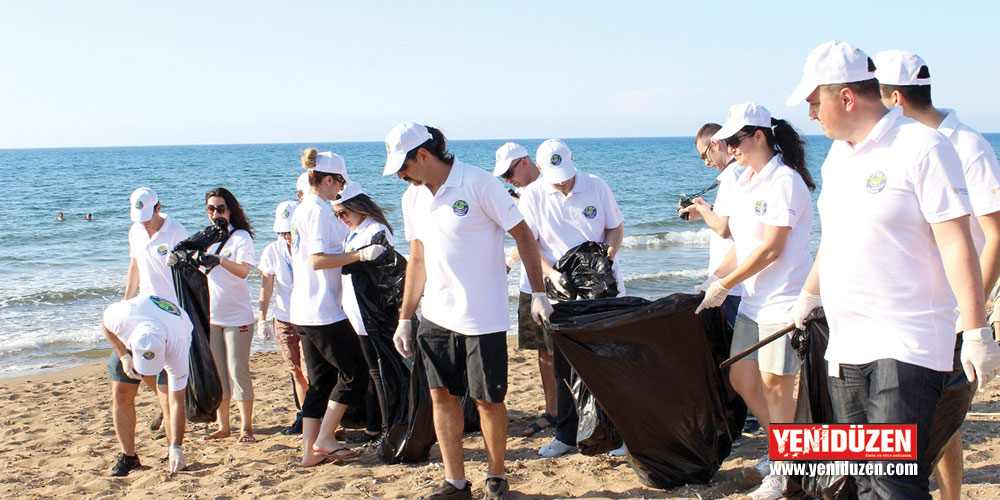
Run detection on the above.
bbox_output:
[295,320,367,419]
[416,319,507,403]
[107,351,167,385]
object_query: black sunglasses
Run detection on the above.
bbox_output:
[501,157,522,180]
[334,208,350,219]
[725,130,757,149]
[206,204,228,214]
[699,142,713,161]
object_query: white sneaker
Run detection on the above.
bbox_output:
[744,474,785,500]
[538,439,576,458]
[752,453,770,476]
[607,443,626,456]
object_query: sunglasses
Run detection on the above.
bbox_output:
[699,142,713,161]
[334,208,350,220]
[725,130,757,149]
[206,204,228,214]
[501,157,522,181]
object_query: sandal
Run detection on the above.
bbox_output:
[522,413,556,437]
[313,447,360,462]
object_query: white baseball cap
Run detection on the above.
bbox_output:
[786,40,874,106]
[536,139,577,185]
[129,322,166,376]
[129,187,158,223]
[273,200,298,233]
[333,181,364,205]
[873,49,931,86]
[712,102,772,141]
[314,151,348,178]
[493,142,529,177]
[296,172,310,194]
[383,122,432,175]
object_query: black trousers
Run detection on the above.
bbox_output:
[554,344,578,446]
[358,334,389,433]
[296,320,367,419]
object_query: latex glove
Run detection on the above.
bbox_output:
[548,270,571,297]
[694,274,719,294]
[961,327,1000,391]
[695,280,730,314]
[120,353,142,380]
[168,445,186,474]
[166,252,179,267]
[531,292,554,325]
[788,290,821,331]
[393,319,413,358]
[358,245,386,262]
[257,317,275,343]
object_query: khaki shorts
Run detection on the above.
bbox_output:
[732,313,800,376]
[517,292,553,353]
[274,318,308,378]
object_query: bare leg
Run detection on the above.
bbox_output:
[538,350,557,417]
[312,401,350,454]
[204,398,231,439]
[237,399,254,442]
[760,372,797,425]
[146,376,167,431]
[476,399,508,476]
[300,417,323,467]
[111,382,139,455]
[430,387,466,481]
[729,359,771,431]
[156,383,171,445]
[935,432,964,500]
[292,369,309,408]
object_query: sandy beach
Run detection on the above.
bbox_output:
[1,346,998,500]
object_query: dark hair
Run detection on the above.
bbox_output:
[737,119,815,192]
[338,193,394,235]
[820,77,882,102]
[696,123,722,144]
[205,187,254,238]
[404,125,454,166]
[300,147,346,187]
[879,84,933,110]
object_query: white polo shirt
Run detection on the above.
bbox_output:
[818,108,972,371]
[206,228,256,327]
[403,160,524,335]
[709,162,745,298]
[289,194,349,327]
[517,171,626,296]
[257,238,294,323]
[103,295,193,391]
[937,109,1000,253]
[128,215,188,304]
[342,217,394,337]
[721,155,813,324]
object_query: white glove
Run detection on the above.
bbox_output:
[166,253,179,267]
[961,327,1000,391]
[120,353,142,380]
[695,280,730,314]
[531,292,554,325]
[168,445,186,474]
[788,290,821,331]
[257,317,275,343]
[358,245,387,262]
[548,270,571,297]
[694,274,719,294]
[393,319,413,358]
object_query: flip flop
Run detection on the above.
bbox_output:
[313,447,360,462]
[237,434,257,444]
[522,413,556,437]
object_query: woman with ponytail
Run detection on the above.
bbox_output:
[694,102,814,500]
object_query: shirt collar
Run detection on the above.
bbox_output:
[737,154,782,188]
[544,172,584,196]
[937,108,959,139]
[851,107,902,152]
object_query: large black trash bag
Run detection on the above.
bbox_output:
[544,241,619,301]
[342,231,436,463]
[547,294,746,489]
[169,219,229,423]
[572,372,622,455]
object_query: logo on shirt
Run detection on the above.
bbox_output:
[221,248,232,258]
[550,154,562,166]
[149,296,181,316]
[583,206,598,219]
[135,200,143,209]
[865,171,887,194]
[953,187,969,196]
[291,224,300,252]
[452,200,469,216]
[142,351,155,360]
[156,245,168,256]
[754,200,767,216]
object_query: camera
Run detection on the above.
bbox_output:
[678,196,694,221]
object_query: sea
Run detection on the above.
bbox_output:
[3,134,998,377]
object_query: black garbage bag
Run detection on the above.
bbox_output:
[572,372,623,455]
[547,294,746,489]
[169,220,229,423]
[544,241,619,301]
[342,231,436,463]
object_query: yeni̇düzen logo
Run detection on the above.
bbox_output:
[583,206,598,219]
[452,200,469,217]
[149,296,181,316]
[865,171,887,194]
[754,200,768,216]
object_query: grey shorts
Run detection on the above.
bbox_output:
[731,313,800,376]
[107,351,167,385]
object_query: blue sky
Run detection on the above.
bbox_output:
[2,1,997,148]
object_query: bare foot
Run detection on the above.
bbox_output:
[238,432,256,444]
[313,435,340,455]
[202,428,231,441]
[297,456,332,467]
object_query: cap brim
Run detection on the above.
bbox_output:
[130,207,153,223]
[711,121,745,141]
[133,352,165,376]
[542,166,576,185]
[785,77,817,107]
[383,151,407,176]
[273,222,291,232]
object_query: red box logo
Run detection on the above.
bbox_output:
[768,424,917,460]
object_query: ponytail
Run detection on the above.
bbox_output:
[768,118,815,192]
[404,125,455,166]
[301,147,318,170]
[299,147,343,187]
